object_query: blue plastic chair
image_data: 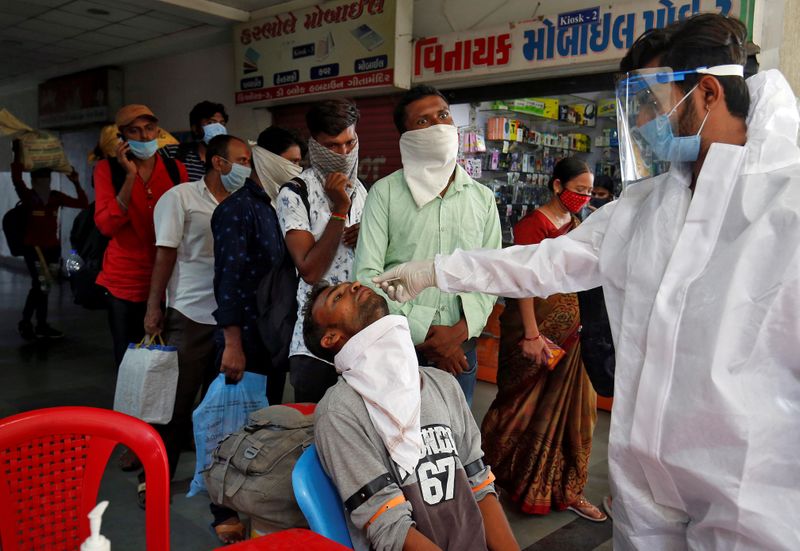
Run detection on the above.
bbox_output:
[292,444,354,549]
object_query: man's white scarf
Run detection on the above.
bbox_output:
[399,124,459,208]
[251,145,302,206]
[334,315,423,475]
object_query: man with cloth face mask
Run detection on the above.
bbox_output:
[305,281,519,551]
[251,126,306,207]
[276,99,367,403]
[355,85,501,404]
[374,14,800,550]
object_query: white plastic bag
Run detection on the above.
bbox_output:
[113,336,179,424]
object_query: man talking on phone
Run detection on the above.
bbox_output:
[275,98,367,403]
[94,104,188,370]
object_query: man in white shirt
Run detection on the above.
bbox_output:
[276,99,367,403]
[144,135,247,480]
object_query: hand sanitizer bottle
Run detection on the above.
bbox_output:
[80,501,111,551]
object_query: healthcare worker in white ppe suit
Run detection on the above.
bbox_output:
[375,14,800,551]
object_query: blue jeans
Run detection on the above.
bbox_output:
[455,348,478,406]
[418,347,479,406]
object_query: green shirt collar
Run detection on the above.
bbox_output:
[443,164,470,198]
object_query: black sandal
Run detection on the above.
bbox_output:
[212,518,246,545]
[119,447,142,472]
[137,482,146,510]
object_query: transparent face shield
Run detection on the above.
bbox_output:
[615,64,744,188]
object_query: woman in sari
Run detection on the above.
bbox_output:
[481,157,606,521]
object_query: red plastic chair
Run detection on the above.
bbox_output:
[0,406,170,551]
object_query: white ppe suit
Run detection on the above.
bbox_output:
[433,70,800,550]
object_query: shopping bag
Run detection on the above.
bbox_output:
[112,336,179,425]
[188,372,268,497]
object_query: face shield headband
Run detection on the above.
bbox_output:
[615,64,744,187]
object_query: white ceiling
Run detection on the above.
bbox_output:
[0,0,594,92]
[0,0,290,91]
[1,1,195,79]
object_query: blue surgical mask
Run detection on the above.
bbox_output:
[634,84,710,163]
[219,158,250,192]
[203,122,227,144]
[127,138,159,160]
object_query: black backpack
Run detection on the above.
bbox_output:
[577,286,615,397]
[3,201,29,257]
[256,177,310,373]
[69,203,109,310]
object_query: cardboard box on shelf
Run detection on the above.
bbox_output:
[516,122,525,142]
[506,98,559,120]
[598,98,617,118]
[508,119,518,142]
[559,102,597,127]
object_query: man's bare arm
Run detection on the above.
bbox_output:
[478,494,519,551]
[143,246,177,335]
[403,527,442,551]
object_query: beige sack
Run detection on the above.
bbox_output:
[17,131,72,173]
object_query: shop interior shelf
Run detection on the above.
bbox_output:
[479,109,588,131]
[481,140,591,154]
[480,169,554,177]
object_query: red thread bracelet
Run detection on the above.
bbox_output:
[521,334,542,342]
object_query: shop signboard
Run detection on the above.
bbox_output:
[38,67,123,129]
[413,0,756,85]
[558,7,602,28]
[233,0,412,105]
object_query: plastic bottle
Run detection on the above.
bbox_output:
[65,249,84,277]
[80,501,110,551]
[33,260,51,293]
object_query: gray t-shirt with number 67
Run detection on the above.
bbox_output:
[315,366,496,551]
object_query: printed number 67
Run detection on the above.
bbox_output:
[418,456,456,505]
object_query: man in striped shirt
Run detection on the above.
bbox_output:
[161,100,229,181]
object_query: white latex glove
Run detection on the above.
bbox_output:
[372,260,436,303]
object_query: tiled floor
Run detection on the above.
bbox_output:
[0,267,612,550]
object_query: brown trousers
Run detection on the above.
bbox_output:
[153,307,217,478]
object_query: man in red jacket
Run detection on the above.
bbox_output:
[94,104,188,368]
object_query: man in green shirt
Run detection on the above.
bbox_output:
[354,85,501,404]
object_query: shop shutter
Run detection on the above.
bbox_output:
[270,95,402,188]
